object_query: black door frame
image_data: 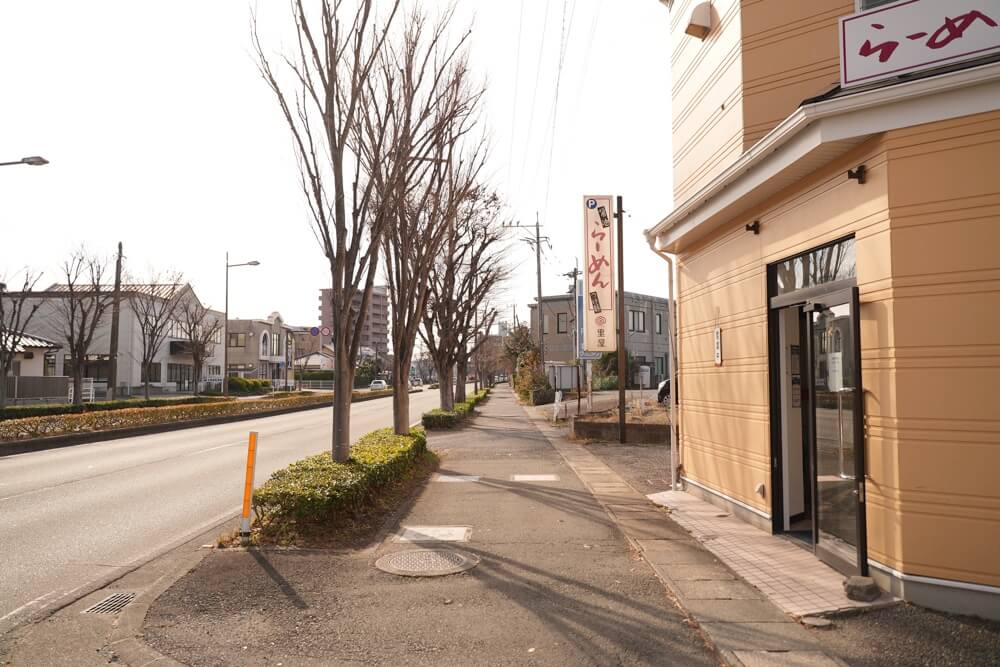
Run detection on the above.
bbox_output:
[766,239,867,576]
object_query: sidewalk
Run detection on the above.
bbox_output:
[137,386,717,665]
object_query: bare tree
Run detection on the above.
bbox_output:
[361,7,487,433]
[128,276,184,399]
[253,0,406,462]
[178,297,223,395]
[0,269,43,410]
[421,189,510,409]
[56,250,114,404]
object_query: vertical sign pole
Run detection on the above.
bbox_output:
[615,196,626,444]
[240,431,259,546]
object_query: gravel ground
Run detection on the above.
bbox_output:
[584,441,1000,667]
[817,604,1000,667]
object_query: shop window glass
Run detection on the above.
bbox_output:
[774,238,856,296]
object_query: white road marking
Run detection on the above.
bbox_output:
[432,474,480,483]
[0,590,59,622]
[511,474,560,482]
[393,526,471,542]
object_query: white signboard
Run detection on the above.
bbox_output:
[582,196,617,353]
[840,0,1000,88]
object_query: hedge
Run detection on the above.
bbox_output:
[228,377,271,395]
[0,393,335,442]
[421,388,490,429]
[252,427,427,524]
[0,395,228,421]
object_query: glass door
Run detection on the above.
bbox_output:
[804,288,868,575]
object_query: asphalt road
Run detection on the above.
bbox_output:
[0,388,451,635]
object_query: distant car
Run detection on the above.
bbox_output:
[657,379,671,404]
[410,377,422,387]
[370,380,388,391]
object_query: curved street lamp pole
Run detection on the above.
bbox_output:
[0,156,49,167]
[224,253,260,396]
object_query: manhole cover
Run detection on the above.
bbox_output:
[82,592,135,615]
[375,549,479,577]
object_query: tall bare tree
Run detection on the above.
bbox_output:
[56,249,114,404]
[128,276,184,399]
[178,297,223,395]
[0,269,43,410]
[421,189,510,409]
[254,0,406,462]
[361,6,487,433]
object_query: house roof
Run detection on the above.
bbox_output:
[44,283,188,299]
[1,332,59,353]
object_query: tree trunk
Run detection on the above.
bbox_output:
[0,369,8,411]
[143,365,151,400]
[332,347,353,462]
[392,354,411,434]
[438,363,454,411]
[455,352,468,403]
[72,370,83,405]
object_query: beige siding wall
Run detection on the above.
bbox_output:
[671,0,744,204]
[676,111,1000,588]
[677,136,896,556]
[882,111,1000,587]
[740,0,851,147]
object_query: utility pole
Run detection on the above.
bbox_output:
[562,261,582,417]
[615,196,626,444]
[535,212,544,365]
[108,242,123,400]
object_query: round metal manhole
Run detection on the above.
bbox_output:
[375,549,479,577]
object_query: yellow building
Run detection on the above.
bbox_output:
[645,0,1000,618]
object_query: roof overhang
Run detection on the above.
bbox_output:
[645,60,1000,254]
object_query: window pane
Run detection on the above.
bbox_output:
[773,238,856,296]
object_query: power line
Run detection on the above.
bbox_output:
[505,0,525,190]
[514,1,551,205]
[540,0,577,217]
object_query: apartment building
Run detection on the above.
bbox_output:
[528,291,671,386]
[318,285,389,358]
[226,312,295,385]
[5,283,224,395]
[645,0,1000,617]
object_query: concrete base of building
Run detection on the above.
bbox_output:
[681,476,772,534]
[680,478,1000,622]
[869,561,1000,622]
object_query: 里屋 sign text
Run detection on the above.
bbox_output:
[840,0,1000,88]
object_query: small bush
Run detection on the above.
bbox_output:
[592,375,618,391]
[227,377,271,395]
[252,427,427,524]
[421,388,489,429]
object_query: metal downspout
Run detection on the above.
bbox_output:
[648,238,680,491]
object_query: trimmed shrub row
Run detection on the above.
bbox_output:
[252,427,427,524]
[227,377,271,395]
[421,388,490,429]
[0,393,334,442]
[0,395,228,421]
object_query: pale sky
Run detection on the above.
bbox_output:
[0,1,672,330]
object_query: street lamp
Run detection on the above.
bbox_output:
[0,156,49,167]
[224,253,260,396]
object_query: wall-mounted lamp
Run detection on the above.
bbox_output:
[685,2,713,39]
[745,220,761,235]
[848,165,867,184]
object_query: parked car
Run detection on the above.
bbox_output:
[657,378,671,404]
[410,377,422,387]
[370,379,388,391]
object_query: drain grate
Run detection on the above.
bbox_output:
[375,549,479,577]
[82,592,136,615]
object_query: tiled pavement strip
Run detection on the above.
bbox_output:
[523,401,857,667]
[648,492,898,618]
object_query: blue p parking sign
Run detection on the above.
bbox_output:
[586,198,598,209]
